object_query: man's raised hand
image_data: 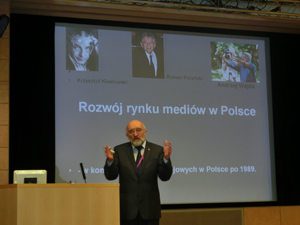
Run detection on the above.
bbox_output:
[164,140,172,160]
[104,145,114,162]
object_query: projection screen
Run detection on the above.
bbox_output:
[55,23,276,204]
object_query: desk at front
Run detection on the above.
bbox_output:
[0,183,120,225]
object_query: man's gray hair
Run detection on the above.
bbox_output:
[243,52,252,61]
[140,32,157,44]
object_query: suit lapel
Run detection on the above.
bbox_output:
[125,142,137,172]
[141,141,152,173]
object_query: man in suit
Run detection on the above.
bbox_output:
[223,52,257,82]
[104,120,173,225]
[132,33,164,78]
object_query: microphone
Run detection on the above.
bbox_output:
[80,163,87,183]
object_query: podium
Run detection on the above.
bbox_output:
[0,183,120,225]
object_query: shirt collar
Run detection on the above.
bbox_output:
[145,51,155,57]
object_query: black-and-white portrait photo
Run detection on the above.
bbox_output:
[66,27,99,71]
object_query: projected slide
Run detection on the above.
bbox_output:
[55,23,275,204]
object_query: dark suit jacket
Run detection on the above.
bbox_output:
[132,49,164,79]
[104,141,172,220]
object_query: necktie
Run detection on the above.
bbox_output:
[136,146,143,173]
[149,54,155,76]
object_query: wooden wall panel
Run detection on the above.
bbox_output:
[0,82,9,103]
[0,0,9,15]
[0,186,17,224]
[0,126,9,148]
[0,104,9,125]
[244,207,280,225]
[161,208,243,225]
[0,39,9,60]
[281,206,300,225]
[0,170,9,184]
[0,0,10,186]
[0,60,9,81]
[0,148,8,170]
[9,0,300,34]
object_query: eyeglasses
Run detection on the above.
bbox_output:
[142,41,155,46]
[128,128,145,135]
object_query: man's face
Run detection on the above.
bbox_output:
[70,35,94,65]
[140,36,156,54]
[242,53,250,62]
[126,120,147,146]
